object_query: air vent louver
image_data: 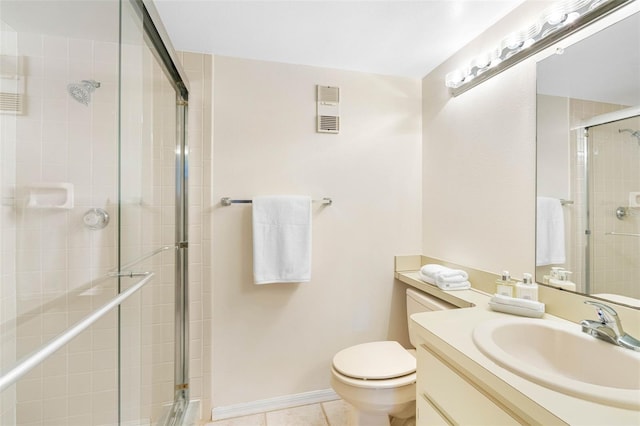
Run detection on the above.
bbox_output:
[0,92,23,114]
[316,85,339,134]
[0,55,25,115]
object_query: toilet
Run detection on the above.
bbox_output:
[330,288,456,426]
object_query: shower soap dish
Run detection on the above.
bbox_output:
[27,183,74,209]
[489,294,545,318]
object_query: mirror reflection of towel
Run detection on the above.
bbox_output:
[252,195,312,284]
[536,197,565,266]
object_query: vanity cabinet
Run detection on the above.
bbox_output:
[416,344,520,426]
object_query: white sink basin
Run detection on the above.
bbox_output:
[472,317,640,409]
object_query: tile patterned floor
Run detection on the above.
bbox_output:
[205,399,352,426]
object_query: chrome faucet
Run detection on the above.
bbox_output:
[580,300,640,351]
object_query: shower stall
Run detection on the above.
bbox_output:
[560,104,640,303]
[0,0,192,424]
[581,110,640,299]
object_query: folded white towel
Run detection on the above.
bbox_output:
[437,280,471,291]
[419,264,447,284]
[435,276,471,290]
[420,264,447,276]
[435,269,468,283]
[536,197,565,266]
[252,195,312,284]
[419,264,471,291]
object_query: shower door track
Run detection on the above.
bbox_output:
[575,105,640,129]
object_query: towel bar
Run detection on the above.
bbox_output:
[221,197,332,206]
[605,231,640,237]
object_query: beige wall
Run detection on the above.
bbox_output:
[211,56,422,407]
[421,6,540,278]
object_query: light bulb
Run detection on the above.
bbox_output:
[445,70,464,88]
[547,11,568,25]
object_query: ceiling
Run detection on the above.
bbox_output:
[153,0,526,79]
[537,11,640,107]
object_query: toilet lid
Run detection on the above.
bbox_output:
[332,341,416,380]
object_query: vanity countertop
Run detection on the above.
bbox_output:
[397,270,640,425]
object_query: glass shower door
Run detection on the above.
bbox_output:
[587,115,640,299]
[0,1,189,424]
[0,1,124,424]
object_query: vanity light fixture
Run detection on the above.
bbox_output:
[445,0,633,96]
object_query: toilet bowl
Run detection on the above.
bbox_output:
[330,288,455,426]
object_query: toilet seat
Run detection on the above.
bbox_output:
[331,366,416,389]
[332,341,416,389]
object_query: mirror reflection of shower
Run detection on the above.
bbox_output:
[619,128,640,144]
[67,79,101,105]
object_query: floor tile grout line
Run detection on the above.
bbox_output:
[319,401,330,426]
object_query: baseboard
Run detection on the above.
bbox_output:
[211,389,339,421]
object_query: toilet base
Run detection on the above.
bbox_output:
[347,408,391,426]
[330,367,416,426]
[391,415,416,426]
[345,406,416,426]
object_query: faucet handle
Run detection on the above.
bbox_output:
[584,300,624,333]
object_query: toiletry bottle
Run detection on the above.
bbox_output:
[495,271,515,297]
[545,267,563,284]
[515,273,538,301]
[549,270,576,291]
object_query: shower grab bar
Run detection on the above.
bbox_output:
[560,199,574,206]
[221,197,332,206]
[0,272,155,393]
[605,232,640,237]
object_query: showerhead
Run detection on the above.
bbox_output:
[67,79,100,105]
[619,128,640,144]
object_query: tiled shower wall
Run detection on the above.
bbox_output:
[0,21,210,426]
[1,28,121,425]
[0,22,18,426]
[569,99,639,298]
[587,115,640,298]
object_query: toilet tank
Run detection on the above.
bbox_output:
[406,288,456,347]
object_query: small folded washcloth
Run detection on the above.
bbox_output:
[419,264,471,291]
[489,294,545,318]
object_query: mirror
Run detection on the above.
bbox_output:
[536,10,640,308]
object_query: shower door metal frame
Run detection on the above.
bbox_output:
[130,0,191,423]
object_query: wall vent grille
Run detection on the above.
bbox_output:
[316,85,340,134]
[0,55,25,115]
[318,115,339,133]
[0,92,23,114]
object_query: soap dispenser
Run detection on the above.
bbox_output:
[515,273,538,301]
[495,271,515,297]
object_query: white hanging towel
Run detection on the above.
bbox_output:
[252,195,312,284]
[536,196,566,266]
